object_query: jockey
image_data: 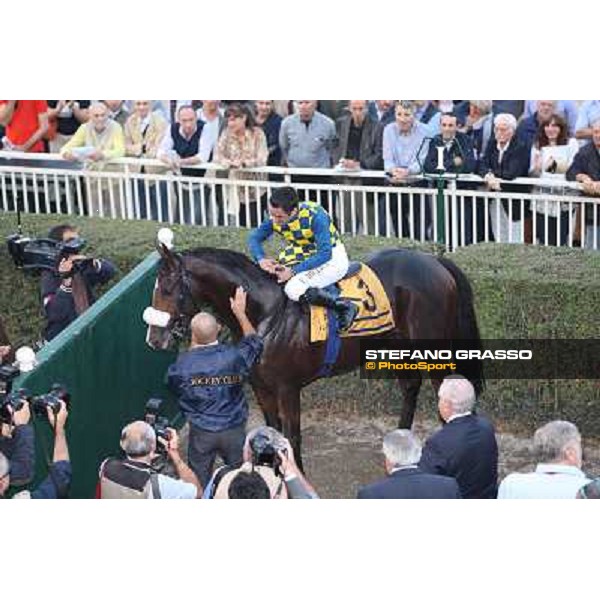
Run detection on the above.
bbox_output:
[248,186,358,330]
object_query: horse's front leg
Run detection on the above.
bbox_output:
[276,385,303,471]
[252,385,282,431]
[397,376,422,429]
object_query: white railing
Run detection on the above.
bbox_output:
[1,151,599,251]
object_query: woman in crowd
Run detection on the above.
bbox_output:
[529,113,579,246]
[214,103,268,227]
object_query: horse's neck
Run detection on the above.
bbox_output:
[187,257,285,334]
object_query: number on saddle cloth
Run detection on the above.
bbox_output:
[329,261,363,296]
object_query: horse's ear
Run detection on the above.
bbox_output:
[158,243,178,271]
[156,228,177,268]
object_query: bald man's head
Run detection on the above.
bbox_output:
[120,421,156,458]
[191,312,221,345]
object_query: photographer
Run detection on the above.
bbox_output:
[41,224,116,342]
[98,421,202,499]
[167,286,263,488]
[0,401,35,486]
[205,426,319,499]
[0,401,71,499]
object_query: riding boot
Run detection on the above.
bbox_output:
[299,287,358,331]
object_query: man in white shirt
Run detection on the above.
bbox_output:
[197,100,224,162]
[498,420,590,499]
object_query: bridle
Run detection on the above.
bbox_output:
[156,252,288,343]
[158,257,197,342]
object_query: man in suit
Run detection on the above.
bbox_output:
[419,375,498,499]
[566,120,600,249]
[478,112,531,243]
[357,429,461,499]
[424,111,479,246]
[333,100,383,234]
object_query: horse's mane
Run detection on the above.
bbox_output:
[183,247,279,287]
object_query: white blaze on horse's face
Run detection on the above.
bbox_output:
[144,274,175,350]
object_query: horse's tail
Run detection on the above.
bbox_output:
[436,256,485,396]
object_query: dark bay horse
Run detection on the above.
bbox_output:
[146,244,483,465]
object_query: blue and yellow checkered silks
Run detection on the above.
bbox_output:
[272,201,340,266]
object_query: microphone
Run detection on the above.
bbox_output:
[452,135,467,174]
[415,136,434,176]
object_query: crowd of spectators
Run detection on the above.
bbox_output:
[1,100,599,246]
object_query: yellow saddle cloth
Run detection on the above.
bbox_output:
[309,263,395,343]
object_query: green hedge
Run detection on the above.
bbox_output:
[1,213,599,435]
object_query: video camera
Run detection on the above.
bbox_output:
[144,398,172,448]
[0,363,20,396]
[0,382,31,425]
[0,365,29,424]
[7,234,87,272]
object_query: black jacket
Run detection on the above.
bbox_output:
[333,114,383,170]
[357,467,461,499]
[41,258,116,341]
[419,414,498,499]
[478,136,531,220]
[260,112,283,166]
[424,132,476,174]
[478,136,530,181]
[566,142,600,223]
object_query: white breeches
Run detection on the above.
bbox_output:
[284,244,350,301]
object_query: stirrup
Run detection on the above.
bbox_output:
[335,300,358,331]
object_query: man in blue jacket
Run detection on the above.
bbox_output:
[358,429,461,499]
[419,375,498,499]
[167,287,263,487]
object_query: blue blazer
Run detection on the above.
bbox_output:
[357,467,461,499]
[419,414,498,499]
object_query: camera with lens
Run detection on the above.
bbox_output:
[31,384,70,419]
[0,387,32,426]
[249,428,287,476]
[0,363,20,395]
[7,233,87,272]
[144,398,172,448]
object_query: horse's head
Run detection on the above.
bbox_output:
[144,242,195,350]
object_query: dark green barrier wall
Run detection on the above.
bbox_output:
[15,252,177,498]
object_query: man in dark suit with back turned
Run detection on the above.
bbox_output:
[357,429,461,499]
[419,375,498,499]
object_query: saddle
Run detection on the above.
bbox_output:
[310,262,395,343]
[340,261,362,281]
